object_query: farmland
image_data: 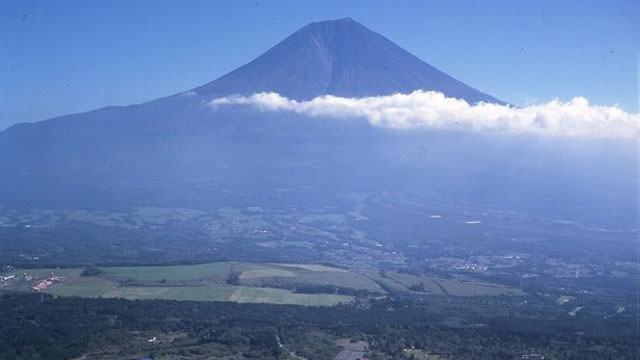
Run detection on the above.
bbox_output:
[2,260,526,307]
[3,262,364,306]
[102,262,231,281]
[359,269,527,296]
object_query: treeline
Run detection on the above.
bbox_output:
[233,274,380,296]
[292,284,370,296]
[0,293,637,360]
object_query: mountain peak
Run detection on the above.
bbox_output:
[310,17,356,25]
[194,18,504,104]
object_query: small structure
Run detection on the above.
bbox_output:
[32,274,66,291]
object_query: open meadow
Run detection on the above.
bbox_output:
[4,261,525,307]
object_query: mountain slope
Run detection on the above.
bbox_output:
[192,18,504,104]
[0,18,635,228]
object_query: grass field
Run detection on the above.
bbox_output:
[239,268,297,279]
[359,270,525,297]
[69,284,352,305]
[100,261,382,292]
[42,276,352,305]
[45,277,119,298]
[229,287,352,306]
[101,285,237,302]
[239,263,383,293]
[10,262,362,306]
[102,262,232,281]
[275,263,349,272]
[305,271,383,292]
[9,261,523,305]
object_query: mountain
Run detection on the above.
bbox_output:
[192,18,504,104]
[0,19,635,228]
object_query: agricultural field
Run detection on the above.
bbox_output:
[3,262,364,306]
[46,277,119,298]
[228,287,352,305]
[3,260,525,307]
[100,285,237,302]
[275,263,350,272]
[102,262,231,281]
[359,269,525,297]
[239,268,297,279]
[234,262,384,293]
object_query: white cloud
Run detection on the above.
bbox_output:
[209,91,639,138]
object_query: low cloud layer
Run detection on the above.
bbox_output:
[209,91,639,138]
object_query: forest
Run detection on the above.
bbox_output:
[1,292,636,360]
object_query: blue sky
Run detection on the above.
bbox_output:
[1,0,637,129]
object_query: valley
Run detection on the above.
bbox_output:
[1,10,637,360]
[1,191,635,298]
[1,192,636,359]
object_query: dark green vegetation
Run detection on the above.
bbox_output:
[1,196,637,358]
[1,292,637,360]
[1,259,637,359]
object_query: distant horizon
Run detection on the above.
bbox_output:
[1,0,638,130]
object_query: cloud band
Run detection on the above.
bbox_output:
[209,91,639,138]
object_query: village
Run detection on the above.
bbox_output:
[31,272,67,291]
[0,266,66,292]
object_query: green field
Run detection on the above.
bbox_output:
[8,261,523,306]
[47,283,351,305]
[101,285,237,302]
[239,268,297,279]
[102,262,232,281]
[9,262,362,306]
[229,287,352,306]
[275,263,349,272]
[45,277,119,298]
[236,262,383,293]
[309,271,382,291]
[98,261,382,292]
[359,270,525,297]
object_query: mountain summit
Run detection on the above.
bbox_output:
[194,18,504,104]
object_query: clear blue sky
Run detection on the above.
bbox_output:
[1,0,637,129]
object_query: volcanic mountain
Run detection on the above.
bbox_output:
[190,18,504,103]
[0,18,635,228]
